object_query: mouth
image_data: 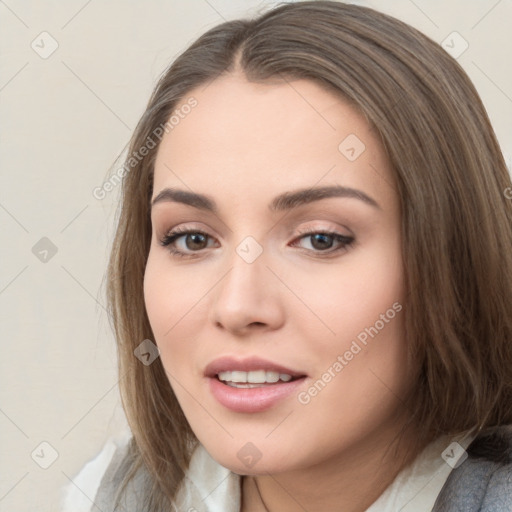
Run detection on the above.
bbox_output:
[204,355,307,383]
[204,356,308,412]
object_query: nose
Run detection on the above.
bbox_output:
[209,243,285,336]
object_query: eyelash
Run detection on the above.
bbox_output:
[159,226,355,259]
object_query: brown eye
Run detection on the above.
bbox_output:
[292,229,355,255]
[181,232,208,251]
[160,229,216,258]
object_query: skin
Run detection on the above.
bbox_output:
[144,71,422,511]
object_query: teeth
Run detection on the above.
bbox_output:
[226,382,269,388]
[248,370,266,383]
[217,370,294,384]
[231,371,247,383]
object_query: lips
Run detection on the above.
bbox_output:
[204,356,308,413]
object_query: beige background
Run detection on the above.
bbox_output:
[0,0,511,510]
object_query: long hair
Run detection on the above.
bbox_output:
[106,1,512,508]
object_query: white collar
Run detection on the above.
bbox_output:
[366,431,476,511]
[174,442,241,512]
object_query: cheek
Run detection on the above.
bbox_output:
[143,255,169,338]
[143,251,207,376]
[292,233,404,350]
[143,250,197,337]
[297,236,409,402]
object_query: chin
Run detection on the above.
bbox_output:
[199,436,301,476]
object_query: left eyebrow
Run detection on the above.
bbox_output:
[269,185,381,212]
[150,184,381,213]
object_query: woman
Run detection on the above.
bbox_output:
[62,1,512,510]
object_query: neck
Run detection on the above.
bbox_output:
[241,420,427,512]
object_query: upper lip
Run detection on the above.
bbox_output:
[204,356,307,378]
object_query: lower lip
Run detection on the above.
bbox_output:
[208,376,307,413]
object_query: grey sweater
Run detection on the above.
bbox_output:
[431,425,512,511]
[91,425,512,511]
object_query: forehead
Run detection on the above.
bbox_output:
[152,72,396,214]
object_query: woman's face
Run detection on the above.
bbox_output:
[144,72,414,475]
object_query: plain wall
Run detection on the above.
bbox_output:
[0,1,511,510]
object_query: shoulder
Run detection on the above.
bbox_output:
[60,429,132,512]
[474,425,512,511]
[433,425,512,512]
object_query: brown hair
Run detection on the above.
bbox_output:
[106,1,512,509]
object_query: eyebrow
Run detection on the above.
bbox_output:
[150,185,381,213]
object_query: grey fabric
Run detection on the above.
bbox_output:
[432,425,512,512]
[92,439,152,512]
[92,426,512,511]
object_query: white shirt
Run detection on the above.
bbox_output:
[61,428,475,512]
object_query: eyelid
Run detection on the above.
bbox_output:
[294,222,353,238]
